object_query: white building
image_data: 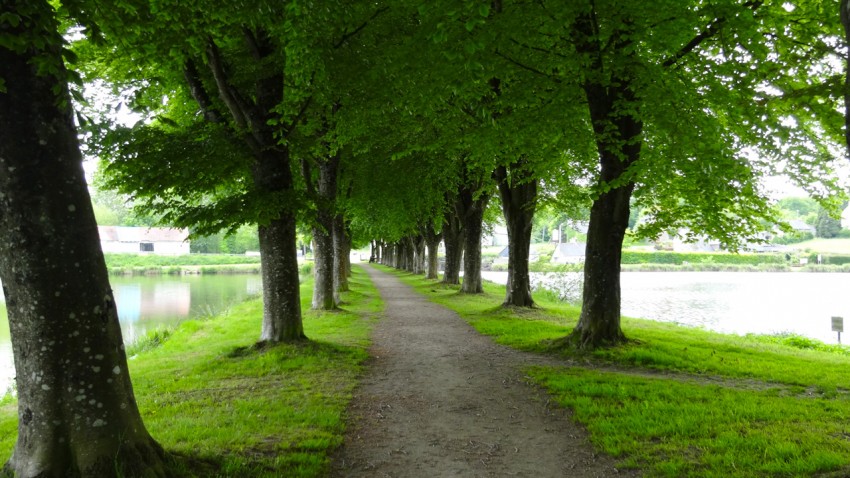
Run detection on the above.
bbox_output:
[98,226,190,255]
[551,242,586,264]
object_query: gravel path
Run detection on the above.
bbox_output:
[331,265,637,477]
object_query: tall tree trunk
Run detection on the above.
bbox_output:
[0,7,167,474]
[332,214,349,298]
[424,225,442,280]
[203,30,304,341]
[842,0,850,156]
[311,223,335,310]
[495,163,538,307]
[310,155,339,310]
[564,9,641,348]
[442,212,464,284]
[459,188,490,294]
[369,240,377,263]
[413,234,426,274]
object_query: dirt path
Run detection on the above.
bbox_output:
[331,265,637,477]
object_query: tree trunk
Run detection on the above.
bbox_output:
[310,155,339,310]
[311,223,335,310]
[495,163,538,307]
[842,0,850,156]
[567,185,632,348]
[424,225,442,280]
[0,8,167,475]
[332,214,349,297]
[564,10,641,348]
[442,211,464,284]
[459,189,490,294]
[258,215,306,342]
[413,234,426,274]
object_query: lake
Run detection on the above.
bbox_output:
[0,274,261,395]
[482,271,850,345]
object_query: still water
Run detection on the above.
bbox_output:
[482,271,850,345]
[0,274,261,394]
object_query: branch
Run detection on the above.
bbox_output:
[333,6,390,49]
[205,40,251,131]
[662,0,763,68]
[495,50,562,83]
[282,95,313,137]
[183,59,222,123]
[509,37,569,60]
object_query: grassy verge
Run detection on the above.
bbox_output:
[0,265,381,477]
[104,253,267,276]
[378,265,850,477]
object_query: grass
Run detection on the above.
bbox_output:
[378,265,850,477]
[794,238,850,254]
[105,253,262,268]
[0,266,382,477]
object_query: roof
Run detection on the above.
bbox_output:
[98,226,189,243]
[787,219,814,232]
[553,242,586,257]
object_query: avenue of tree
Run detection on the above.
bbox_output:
[1,0,849,475]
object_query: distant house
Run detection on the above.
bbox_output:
[551,242,586,264]
[787,219,815,235]
[98,226,190,255]
[494,246,540,264]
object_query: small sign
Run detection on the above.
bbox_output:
[832,316,844,333]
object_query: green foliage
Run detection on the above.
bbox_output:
[620,251,786,266]
[816,207,843,238]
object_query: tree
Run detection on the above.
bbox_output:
[0,1,166,475]
[816,206,843,238]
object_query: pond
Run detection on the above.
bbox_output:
[0,274,261,395]
[482,271,850,345]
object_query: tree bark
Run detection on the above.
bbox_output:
[841,0,850,156]
[495,162,538,307]
[332,214,350,297]
[424,225,442,280]
[412,234,426,275]
[203,30,305,342]
[308,154,339,310]
[253,151,306,341]
[442,211,464,284]
[564,9,641,348]
[0,6,167,474]
[459,188,490,294]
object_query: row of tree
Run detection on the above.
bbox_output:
[2,0,849,475]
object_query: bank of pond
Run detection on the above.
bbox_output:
[0,266,849,477]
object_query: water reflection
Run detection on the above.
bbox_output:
[482,271,850,345]
[0,274,261,394]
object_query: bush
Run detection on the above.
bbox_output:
[621,251,785,266]
[806,253,850,266]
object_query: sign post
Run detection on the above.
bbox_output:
[832,316,844,344]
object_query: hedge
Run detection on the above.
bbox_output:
[620,251,787,265]
[806,253,850,266]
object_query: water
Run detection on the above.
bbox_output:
[0,274,261,394]
[481,271,850,345]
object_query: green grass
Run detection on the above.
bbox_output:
[0,266,382,477]
[794,238,850,254]
[379,265,850,477]
[105,253,263,268]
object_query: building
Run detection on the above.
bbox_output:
[551,241,586,264]
[98,226,190,255]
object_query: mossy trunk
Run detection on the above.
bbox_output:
[442,212,464,285]
[0,6,167,474]
[424,227,442,280]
